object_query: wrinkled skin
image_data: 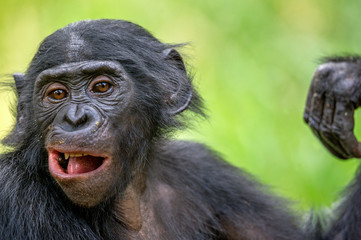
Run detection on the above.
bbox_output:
[34,60,133,207]
[304,57,361,159]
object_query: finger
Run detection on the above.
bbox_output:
[310,127,348,159]
[317,96,351,158]
[308,92,325,131]
[332,101,361,158]
[342,133,361,158]
[318,136,350,159]
[320,95,335,128]
[304,65,332,123]
[304,85,314,123]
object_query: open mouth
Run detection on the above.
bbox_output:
[48,149,105,175]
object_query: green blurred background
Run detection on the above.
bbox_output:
[1,0,361,212]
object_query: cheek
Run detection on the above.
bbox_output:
[35,106,63,133]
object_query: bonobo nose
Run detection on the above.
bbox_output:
[57,104,101,132]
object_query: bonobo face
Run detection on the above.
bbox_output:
[33,60,133,207]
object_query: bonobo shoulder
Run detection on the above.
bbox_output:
[156,140,219,160]
[154,140,233,170]
[151,140,259,192]
[148,140,303,240]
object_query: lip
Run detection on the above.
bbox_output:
[47,147,112,179]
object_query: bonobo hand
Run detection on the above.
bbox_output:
[304,57,361,159]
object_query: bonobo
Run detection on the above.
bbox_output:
[304,56,361,239]
[0,19,304,239]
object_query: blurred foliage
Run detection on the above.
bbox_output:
[1,0,361,211]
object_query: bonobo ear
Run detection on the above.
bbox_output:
[13,73,25,95]
[163,48,186,72]
[2,73,27,146]
[162,48,192,115]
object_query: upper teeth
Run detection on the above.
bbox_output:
[64,153,88,160]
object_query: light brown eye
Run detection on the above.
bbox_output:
[93,82,111,93]
[48,89,67,100]
[90,75,114,94]
[45,83,68,101]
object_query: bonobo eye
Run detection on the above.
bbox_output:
[94,82,111,93]
[45,83,68,101]
[89,75,114,94]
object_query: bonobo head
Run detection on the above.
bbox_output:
[6,19,203,207]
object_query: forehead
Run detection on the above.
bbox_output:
[35,60,124,86]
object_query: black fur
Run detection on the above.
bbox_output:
[0,19,305,239]
[321,166,361,240]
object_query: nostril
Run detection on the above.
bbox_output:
[64,112,88,128]
[61,104,91,131]
[56,104,101,133]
